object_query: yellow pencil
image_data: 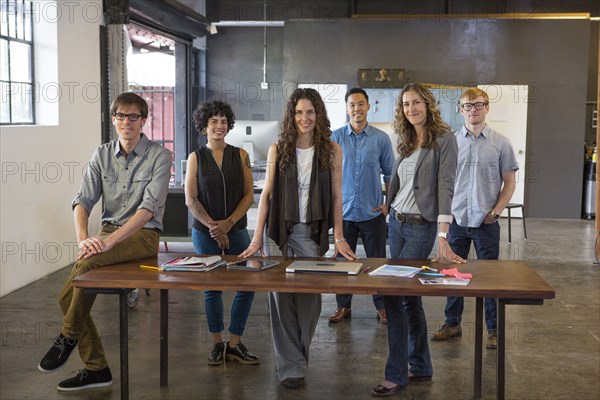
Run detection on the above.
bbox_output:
[140,265,160,271]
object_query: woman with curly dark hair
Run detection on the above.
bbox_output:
[240,88,357,389]
[372,84,464,397]
[184,100,259,367]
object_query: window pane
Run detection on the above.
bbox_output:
[11,82,33,123]
[10,41,30,82]
[0,1,8,37]
[16,0,23,40]
[1,82,11,123]
[0,39,8,81]
[24,1,31,41]
[7,1,16,38]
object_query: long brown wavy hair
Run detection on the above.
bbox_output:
[277,88,334,172]
[393,83,451,157]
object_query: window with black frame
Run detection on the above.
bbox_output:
[1,0,34,125]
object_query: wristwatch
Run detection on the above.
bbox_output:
[437,232,448,239]
[490,211,501,220]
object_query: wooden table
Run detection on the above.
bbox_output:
[73,255,555,400]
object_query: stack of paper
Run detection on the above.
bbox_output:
[368,265,423,278]
[160,256,225,272]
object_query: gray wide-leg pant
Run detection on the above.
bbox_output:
[269,223,322,381]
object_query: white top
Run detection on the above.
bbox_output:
[296,146,314,223]
[390,148,422,215]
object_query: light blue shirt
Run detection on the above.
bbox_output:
[331,123,394,222]
[72,134,173,231]
[452,125,519,228]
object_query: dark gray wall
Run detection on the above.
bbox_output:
[206,0,600,21]
[207,18,593,219]
[282,19,589,219]
[585,22,598,146]
[206,27,284,120]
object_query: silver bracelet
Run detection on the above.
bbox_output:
[335,238,346,244]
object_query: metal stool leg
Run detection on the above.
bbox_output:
[507,207,512,243]
[521,205,527,240]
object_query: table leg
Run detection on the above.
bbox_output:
[118,290,129,400]
[160,289,169,387]
[497,299,506,400]
[474,297,483,398]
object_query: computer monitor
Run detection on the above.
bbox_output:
[225,120,280,165]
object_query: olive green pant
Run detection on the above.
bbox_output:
[58,225,159,371]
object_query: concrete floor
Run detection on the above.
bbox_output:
[1,218,599,400]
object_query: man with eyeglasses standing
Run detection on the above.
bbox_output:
[432,88,518,350]
[38,92,172,391]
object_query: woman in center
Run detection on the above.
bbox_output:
[240,88,357,389]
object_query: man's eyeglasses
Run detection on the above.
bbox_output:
[460,102,487,111]
[113,112,142,122]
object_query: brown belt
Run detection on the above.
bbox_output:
[390,209,427,224]
[103,223,160,233]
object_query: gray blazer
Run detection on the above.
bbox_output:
[387,132,458,222]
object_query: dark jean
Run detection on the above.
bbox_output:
[384,217,436,383]
[192,227,255,336]
[445,221,500,332]
[336,214,386,310]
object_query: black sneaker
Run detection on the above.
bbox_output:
[225,342,259,365]
[208,342,225,366]
[38,333,78,372]
[57,367,112,391]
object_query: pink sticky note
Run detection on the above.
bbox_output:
[440,268,473,279]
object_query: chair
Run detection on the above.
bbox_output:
[127,288,151,308]
[505,203,527,243]
[160,160,190,253]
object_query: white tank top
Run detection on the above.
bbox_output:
[391,148,422,214]
[296,146,314,223]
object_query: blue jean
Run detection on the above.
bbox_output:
[192,227,255,336]
[336,214,386,310]
[445,221,500,332]
[384,218,436,382]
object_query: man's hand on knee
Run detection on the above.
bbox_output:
[77,237,113,259]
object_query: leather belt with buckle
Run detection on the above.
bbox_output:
[390,209,427,224]
[103,222,160,233]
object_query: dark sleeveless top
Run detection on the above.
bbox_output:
[192,145,247,234]
[267,149,332,257]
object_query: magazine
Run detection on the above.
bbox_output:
[418,277,470,286]
[368,264,423,278]
[160,256,225,272]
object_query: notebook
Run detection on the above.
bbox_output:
[285,261,364,275]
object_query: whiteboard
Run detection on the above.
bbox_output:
[478,84,529,217]
[298,84,348,131]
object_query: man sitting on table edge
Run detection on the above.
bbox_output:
[38,92,172,391]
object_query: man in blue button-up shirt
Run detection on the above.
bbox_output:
[432,88,518,350]
[327,87,395,324]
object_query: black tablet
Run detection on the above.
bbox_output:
[227,260,279,271]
